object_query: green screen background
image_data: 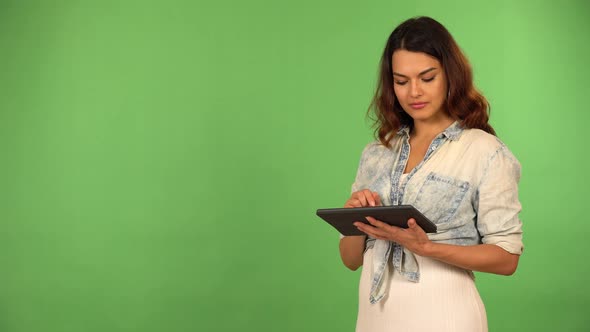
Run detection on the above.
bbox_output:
[1,0,588,331]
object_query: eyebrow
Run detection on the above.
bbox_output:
[393,67,437,78]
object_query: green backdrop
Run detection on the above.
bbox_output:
[1,0,588,331]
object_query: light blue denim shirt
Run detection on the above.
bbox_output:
[350,121,523,304]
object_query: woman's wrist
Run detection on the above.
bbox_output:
[420,241,440,258]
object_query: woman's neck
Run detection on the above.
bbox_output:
[410,116,455,141]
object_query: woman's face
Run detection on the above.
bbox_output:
[392,50,449,124]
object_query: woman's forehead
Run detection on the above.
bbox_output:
[392,50,441,74]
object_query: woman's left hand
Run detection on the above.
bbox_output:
[354,217,433,256]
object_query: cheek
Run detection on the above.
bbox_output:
[393,86,404,101]
[438,80,448,97]
[431,82,447,101]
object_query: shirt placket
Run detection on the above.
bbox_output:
[389,133,447,277]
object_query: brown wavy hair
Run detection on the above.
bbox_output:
[368,16,495,147]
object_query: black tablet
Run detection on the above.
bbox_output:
[316,205,437,236]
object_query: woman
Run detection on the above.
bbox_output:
[339,16,523,332]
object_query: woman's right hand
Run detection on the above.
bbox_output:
[344,189,381,208]
[340,189,381,270]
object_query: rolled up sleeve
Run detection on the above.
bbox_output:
[475,146,524,255]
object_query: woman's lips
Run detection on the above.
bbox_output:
[409,102,428,110]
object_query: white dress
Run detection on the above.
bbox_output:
[355,174,488,332]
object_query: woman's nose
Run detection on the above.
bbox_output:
[410,81,423,98]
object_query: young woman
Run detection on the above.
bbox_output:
[339,16,523,332]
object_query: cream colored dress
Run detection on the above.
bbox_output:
[355,174,488,332]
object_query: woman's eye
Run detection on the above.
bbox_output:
[422,76,435,82]
[394,81,408,86]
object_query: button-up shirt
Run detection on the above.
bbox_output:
[350,121,524,304]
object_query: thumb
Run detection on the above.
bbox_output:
[372,192,381,206]
[407,218,426,234]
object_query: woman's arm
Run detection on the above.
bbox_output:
[339,189,381,271]
[339,236,366,271]
[355,217,520,275]
[424,242,519,275]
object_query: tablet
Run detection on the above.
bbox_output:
[316,205,437,236]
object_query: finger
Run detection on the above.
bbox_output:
[371,192,382,206]
[353,191,368,207]
[344,198,361,208]
[365,216,393,230]
[355,222,388,239]
[353,222,370,235]
[407,218,425,233]
[361,189,376,206]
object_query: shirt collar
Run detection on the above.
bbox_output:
[396,120,463,141]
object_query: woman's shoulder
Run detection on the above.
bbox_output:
[362,140,387,152]
[459,128,520,166]
[358,141,386,160]
[460,128,507,153]
[355,139,403,168]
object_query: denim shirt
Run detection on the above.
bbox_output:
[350,122,523,304]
